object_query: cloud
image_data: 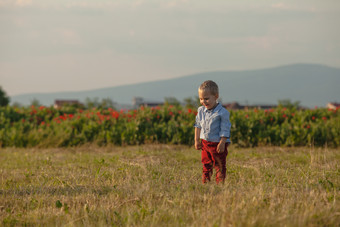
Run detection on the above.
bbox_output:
[129,29,136,37]
[272,3,291,10]
[271,2,317,13]
[0,0,39,8]
[52,28,82,45]
[15,0,32,7]
[132,0,144,8]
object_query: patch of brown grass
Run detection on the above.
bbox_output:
[0,145,339,226]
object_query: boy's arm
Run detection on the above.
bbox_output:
[219,111,231,142]
[194,107,202,150]
[195,127,202,150]
[218,110,231,153]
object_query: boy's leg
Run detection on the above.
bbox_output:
[212,144,228,184]
[201,140,213,183]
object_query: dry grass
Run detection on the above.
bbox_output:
[0,145,339,226]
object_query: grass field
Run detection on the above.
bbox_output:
[0,145,339,226]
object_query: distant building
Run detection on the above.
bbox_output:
[54,99,82,108]
[224,102,276,110]
[327,102,340,110]
[133,97,163,108]
[224,102,243,110]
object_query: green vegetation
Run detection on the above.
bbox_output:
[0,145,339,226]
[0,105,339,148]
[0,87,10,107]
[84,97,116,109]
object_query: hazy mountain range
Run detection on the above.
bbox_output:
[10,63,340,108]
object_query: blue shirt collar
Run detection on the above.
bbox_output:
[203,102,222,113]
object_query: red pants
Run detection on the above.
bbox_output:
[201,140,228,184]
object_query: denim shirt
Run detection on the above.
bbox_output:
[194,103,231,143]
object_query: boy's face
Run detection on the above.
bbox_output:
[199,89,218,110]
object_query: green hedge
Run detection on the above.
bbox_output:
[0,105,339,147]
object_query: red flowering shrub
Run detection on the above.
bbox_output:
[0,105,339,148]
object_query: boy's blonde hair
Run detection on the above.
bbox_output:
[199,80,219,96]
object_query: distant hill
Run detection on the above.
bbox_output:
[10,64,340,108]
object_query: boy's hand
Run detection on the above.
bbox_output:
[195,140,202,150]
[217,137,227,153]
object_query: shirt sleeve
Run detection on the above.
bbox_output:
[219,110,231,138]
[194,107,202,128]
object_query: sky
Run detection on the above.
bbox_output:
[1,0,340,96]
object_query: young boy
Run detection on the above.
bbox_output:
[194,80,231,184]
